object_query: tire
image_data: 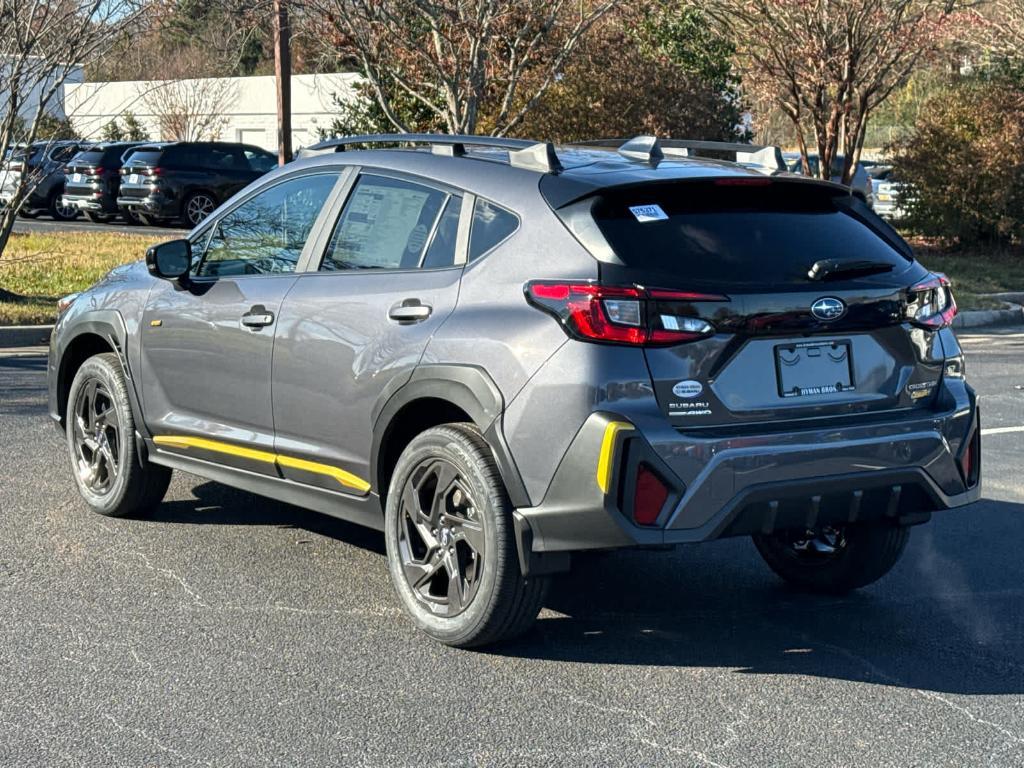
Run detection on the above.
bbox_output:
[66,353,171,518]
[18,209,39,219]
[182,191,217,227]
[384,423,548,648]
[121,209,143,226]
[49,191,79,221]
[84,211,114,224]
[753,523,910,594]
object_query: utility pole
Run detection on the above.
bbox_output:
[273,0,292,165]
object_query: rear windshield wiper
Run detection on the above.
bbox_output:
[807,258,894,281]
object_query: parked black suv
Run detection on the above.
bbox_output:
[0,140,90,221]
[62,142,144,224]
[116,141,277,227]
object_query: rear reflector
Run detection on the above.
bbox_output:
[633,464,669,526]
[525,281,724,346]
[959,420,981,488]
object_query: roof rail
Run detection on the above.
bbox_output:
[301,133,563,173]
[574,136,786,172]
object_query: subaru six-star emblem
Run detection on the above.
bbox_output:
[810,297,846,321]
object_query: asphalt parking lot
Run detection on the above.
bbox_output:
[1,331,1022,767]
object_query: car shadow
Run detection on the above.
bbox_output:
[496,499,1024,696]
[149,483,1024,695]
[148,480,385,556]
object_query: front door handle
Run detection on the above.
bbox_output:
[241,305,274,329]
[388,299,432,323]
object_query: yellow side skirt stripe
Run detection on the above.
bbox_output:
[596,421,634,494]
[153,435,371,494]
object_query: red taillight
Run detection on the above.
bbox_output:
[525,281,724,346]
[150,167,164,176]
[93,166,105,175]
[633,464,669,526]
[907,273,957,329]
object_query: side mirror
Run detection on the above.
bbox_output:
[146,239,190,280]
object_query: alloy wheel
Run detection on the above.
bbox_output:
[71,378,121,495]
[185,194,215,226]
[54,198,78,220]
[396,458,486,617]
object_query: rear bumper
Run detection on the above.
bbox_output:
[517,381,980,553]
[63,193,113,213]
[117,194,176,218]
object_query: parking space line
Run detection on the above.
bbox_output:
[981,426,1024,437]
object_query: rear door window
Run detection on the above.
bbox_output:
[320,175,451,271]
[589,180,912,290]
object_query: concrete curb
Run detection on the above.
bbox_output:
[952,303,1024,330]
[0,325,52,348]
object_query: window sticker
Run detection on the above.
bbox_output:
[628,204,668,223]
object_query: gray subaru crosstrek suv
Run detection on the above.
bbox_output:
[48,134,980,647]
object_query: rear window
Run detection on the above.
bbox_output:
[589,180,911,290]
[72,149,110,166]
[124,150,163,168]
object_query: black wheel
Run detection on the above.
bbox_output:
[385,423,548,648]
[66,353,171,517]
[182,192,216,227]
[121,209,143,225]
[753,523,910,594]
[18,209,39,219]
[49,191,79,221]
[84,211,114,224]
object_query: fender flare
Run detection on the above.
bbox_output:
[54,310,150,443]
[370,364,530,508]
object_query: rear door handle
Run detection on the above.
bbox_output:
[388,299,432,323]
[241,305,274,329]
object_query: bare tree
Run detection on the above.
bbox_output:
[0,0,143,261]
[980,0,1024,59]
[141,73,239,141]
[704,0,963,184]
[309,0,618,136]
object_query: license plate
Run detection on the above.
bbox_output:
[128,174,140,184]
[71,173,81,183]
[775,340,855,398]
[877,193,891,201]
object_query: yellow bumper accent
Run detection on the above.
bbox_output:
[596,421,634,494]
[153,435,371,493]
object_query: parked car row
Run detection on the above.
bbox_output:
[0,139,277,228]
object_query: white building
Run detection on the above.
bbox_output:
[0,57,84,122]
[64,72,362,151]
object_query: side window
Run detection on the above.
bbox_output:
[245,148,277,173]
[196,173,338,278]
[320,175,449,271]
[468,199,518,262]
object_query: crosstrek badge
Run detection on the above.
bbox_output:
[628,204,668,222]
